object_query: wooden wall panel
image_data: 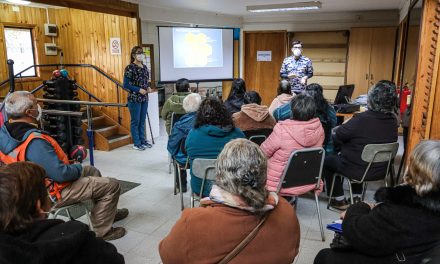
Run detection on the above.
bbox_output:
[0,4,58,98]
[243,31,286,106]
[407,0,440,155]
[0,4,139,131]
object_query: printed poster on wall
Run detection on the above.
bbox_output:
[110,38,121,55]
[257,51,271,61]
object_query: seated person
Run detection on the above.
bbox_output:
[185,97,245,197]
[224,78,249,114]
[324,81,398,210]
[314,140,440,264]
[232,91,276,132]
[160,139,300,264]
[161,78,191,135]
[268,79,295,115]
[167,93,202,193]
[0,162,124,264]
[0,91,128,240]
[261,94,324,196]
[304,83,337,153]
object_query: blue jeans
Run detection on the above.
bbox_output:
[128,100,148,146]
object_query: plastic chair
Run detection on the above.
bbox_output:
[244,128,273,146]
[276,147,326,241]
[327,142,399,208]
[50,202,94,231]
[168,112,185,174]
[190,158,217,208]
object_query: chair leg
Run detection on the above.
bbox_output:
[66,208,73,220]
[190,192,194,208]
[177,166,184,211]
[327,174,337,209]
[361,182,368,201]
[173,162,178,195]
[315,192,325,242]
[168,155,172,174]
[348,181,354,204]
[83,206,94,232]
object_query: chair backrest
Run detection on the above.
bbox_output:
[170,112,185,131]
[358,142,399,182]
[248,135,267,146]
[361,142,399,163]
[244,128,273,145]
[191,158,217,195]
[276,147,325,192]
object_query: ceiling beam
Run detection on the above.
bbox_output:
[30,0,139,18]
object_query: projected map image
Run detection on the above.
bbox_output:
[173,28,223,68]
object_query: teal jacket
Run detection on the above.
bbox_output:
[185,125,245,197]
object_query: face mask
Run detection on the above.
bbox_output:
[293,48,302,57]
[136,54,145,62]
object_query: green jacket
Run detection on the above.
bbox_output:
[161,92,190,134]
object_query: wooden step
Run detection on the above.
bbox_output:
[81,109,131,151]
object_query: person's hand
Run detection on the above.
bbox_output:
[288,73,297,79]
[340,210,346,220]
[146,87,152,93]
[139,88,147,95]
[300,76,307,85]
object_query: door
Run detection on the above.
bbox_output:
[369,27,397,87]
[244,31,286,106]
[347,28,373,99]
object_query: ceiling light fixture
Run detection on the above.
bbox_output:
[6,0,31,5]
[247,1,321,13]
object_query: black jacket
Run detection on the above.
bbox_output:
[224,96,248,115]
[333,110,398,181]
[342,185,440,263]
[0,219,124,264]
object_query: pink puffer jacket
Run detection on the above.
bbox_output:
[261,118,325,196]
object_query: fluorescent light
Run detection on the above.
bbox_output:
[247,1,321,13]
[6,0,31,5]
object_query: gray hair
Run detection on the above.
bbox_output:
[183,93,202,113]
[5,91,34,119]
[404,140,440,196]
[367,80,397,114]
[215,138,268,211]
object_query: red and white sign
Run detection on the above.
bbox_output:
[110,37,121,55]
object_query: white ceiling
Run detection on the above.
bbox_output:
[134,0,408,17]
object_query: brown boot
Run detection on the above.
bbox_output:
[114,208,129,222]
[102,227,126,241]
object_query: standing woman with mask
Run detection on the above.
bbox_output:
[124,46,151,151]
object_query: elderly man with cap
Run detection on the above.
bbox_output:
[324,81,398,210]
[0,91,128,240]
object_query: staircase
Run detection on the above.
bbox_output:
[81,107,131,151]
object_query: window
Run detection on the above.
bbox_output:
[4,27,36,77]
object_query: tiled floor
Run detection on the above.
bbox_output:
[83,122,403,264]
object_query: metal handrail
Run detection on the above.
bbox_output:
[37,98,126,107]
[0,63,128,91]
[1,61,127,124]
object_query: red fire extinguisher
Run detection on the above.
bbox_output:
[397,84,411,114]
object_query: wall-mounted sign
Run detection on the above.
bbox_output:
[110,37,121,55]
[257,50,271,61]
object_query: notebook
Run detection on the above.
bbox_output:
[326,219,343,234]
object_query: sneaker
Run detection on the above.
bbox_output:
[141,142,152,148]
[329,198,350,210]
[133,145,145,151]
[102,227,126,241]
[114,208,129,222]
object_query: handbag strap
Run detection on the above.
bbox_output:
[218,214,268,264]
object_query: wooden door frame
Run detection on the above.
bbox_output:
[242,30,287,81]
